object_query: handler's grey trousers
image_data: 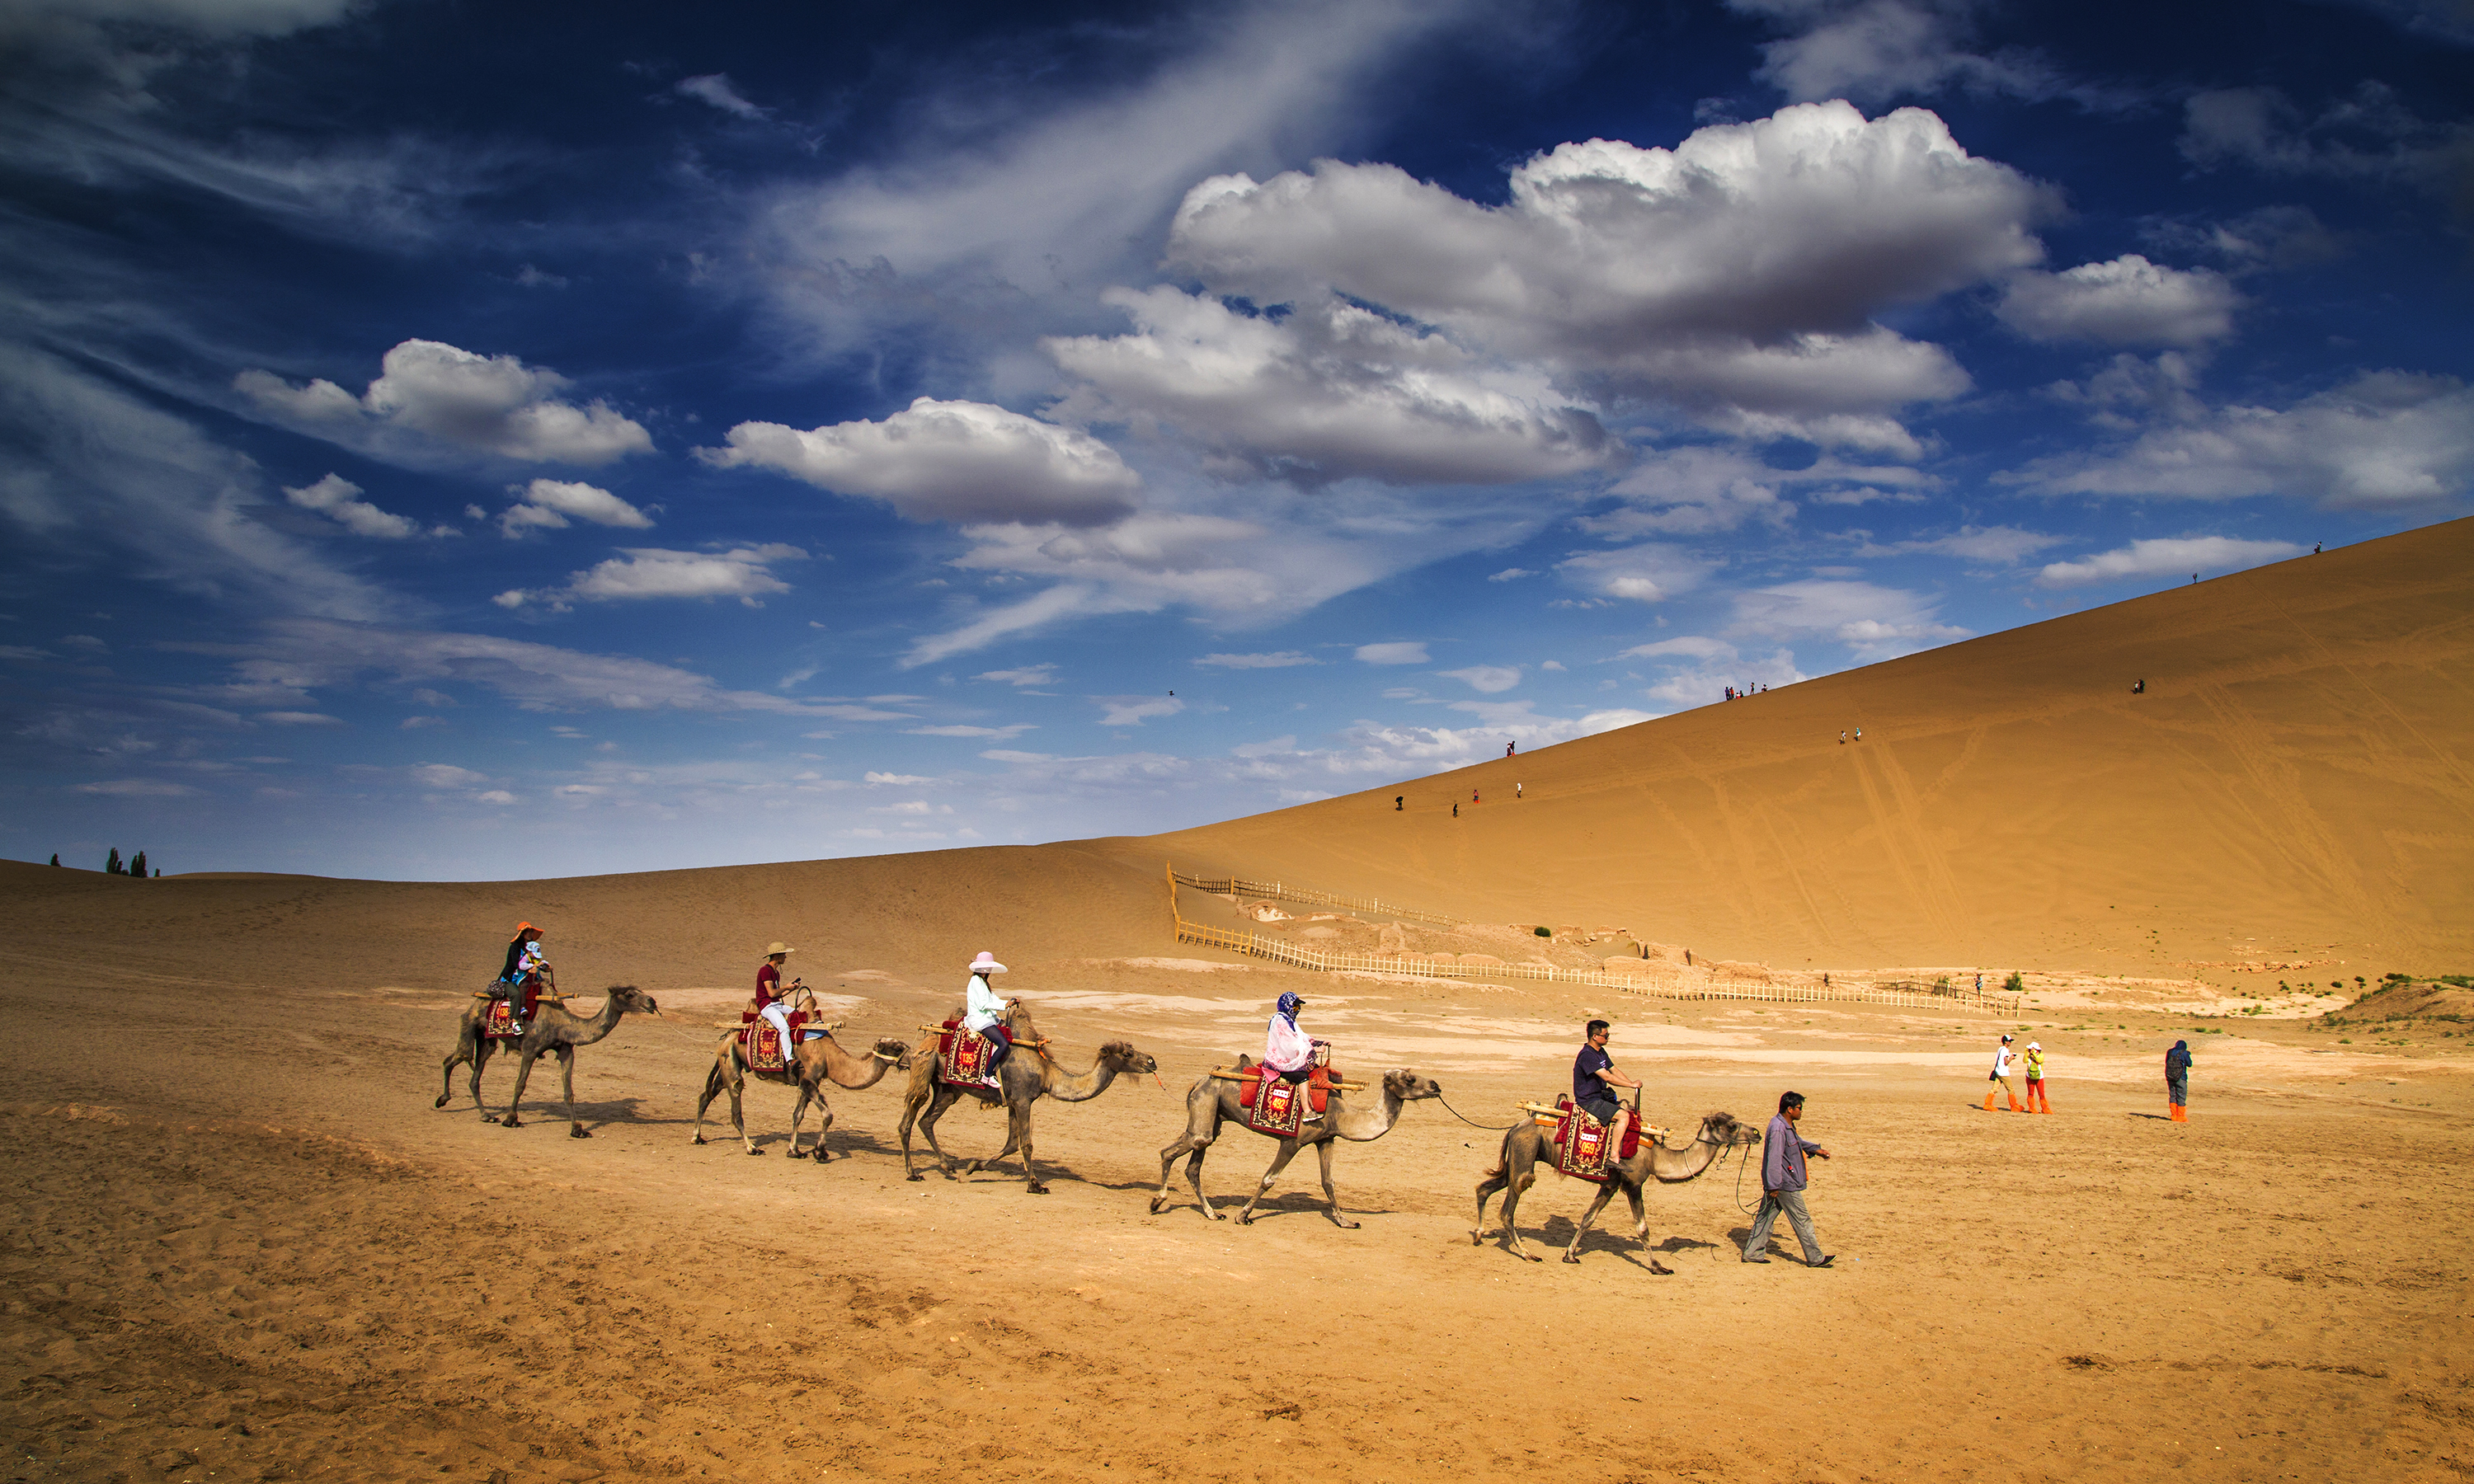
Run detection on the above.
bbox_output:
[1743,1189,1823,1263]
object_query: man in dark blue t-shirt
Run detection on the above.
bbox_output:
[1573,1019,1642,1141]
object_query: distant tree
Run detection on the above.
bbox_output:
[49,853,59,867]
[129,850,148,878]
[153,868,161,878]
[2003,971,2025,993]
[106,847,122,876]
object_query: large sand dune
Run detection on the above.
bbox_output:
[1157,516,2474,979]
[3,519,2472,1484]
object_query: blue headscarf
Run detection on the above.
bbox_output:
[1276,992,1303,1026]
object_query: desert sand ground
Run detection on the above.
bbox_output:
[5,524,2471,1482]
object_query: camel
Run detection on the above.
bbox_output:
[691,1020,912,1160]
[433,982,662,1138]
[896,1002,1158,1194]
[1150,1059,1443,1228]
[1472,1099,1761,1267]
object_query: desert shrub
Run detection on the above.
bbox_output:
[1534,926,1551,937]
[2003,971,2025,993]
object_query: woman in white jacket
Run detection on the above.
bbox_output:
[962,951,1016,1078]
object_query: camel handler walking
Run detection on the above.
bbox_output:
[492,922,550,1034]
[963,951,1016,1082]
[1573,1019,1638,1148]
[1983,1033,2024,1112]
[2023,1040,2051,1113]
[1743,1091,1833,1266]
[755,942,804,1067]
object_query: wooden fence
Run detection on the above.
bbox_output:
[1166,869,1457,925]
[1165,865,1993,1012]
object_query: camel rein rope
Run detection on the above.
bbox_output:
[1434,1095,1520,1131]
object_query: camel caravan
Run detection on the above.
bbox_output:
[434,932,1790,1266]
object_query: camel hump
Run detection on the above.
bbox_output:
[1235,1053,1256,1069]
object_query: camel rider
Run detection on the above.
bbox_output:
[493,923,548,1032]
[755,942,804,1067]
[1261,992,1327,1120]
[1573,1019,1639,1145]
[962,951,1015,1080]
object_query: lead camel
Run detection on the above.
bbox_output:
[1473,1101,1761,1266]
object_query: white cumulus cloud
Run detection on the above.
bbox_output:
[1165,101,2053,447]
[498,478,653,536]
[282,472,420,538]
[1353,641,1429,665]
[2008,369,2474,508]
[702,397,1139,527]
[1997,255,2241,347]
[2034,536,2306,588]
[1045,287,1616,486]
[496,545,806,610]
[237,339,654,466]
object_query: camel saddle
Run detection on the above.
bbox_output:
[1543,1095,1642,1183]
[934,1020,1002,1089]
[1238,1059,1331,1138]
[738,1007,811,1073]
[479,984,543,1040]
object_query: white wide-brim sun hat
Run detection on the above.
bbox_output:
[969,951,1008,974]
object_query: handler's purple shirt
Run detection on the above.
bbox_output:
[1763,1113,1819,1192]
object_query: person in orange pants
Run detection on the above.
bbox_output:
[1982,1034,2024,1111]
[2166,1039,2192,1121]
[2023,1041,2051,1112]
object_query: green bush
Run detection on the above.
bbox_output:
[1534,926,1551,937]
[2003,971,2025,993]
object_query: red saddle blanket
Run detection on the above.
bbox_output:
[1549,1095,1642,1183]
[1239,1064,1330,1138]
[480,988,541,1040]
[738,1008,811,1073]
[935,1021,1000,1088]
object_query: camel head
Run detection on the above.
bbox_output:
[1096,1040,1157,1075]
[1697,1111,1760,1148]
[606,984,661,1017]
[1380,1069,1443,1101]
[873,1037,913,1071]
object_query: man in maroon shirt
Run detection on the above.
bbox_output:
[755,942,802,1065]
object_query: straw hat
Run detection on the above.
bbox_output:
[969,951,1007,975]
[764,942,794,957]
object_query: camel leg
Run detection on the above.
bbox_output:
[914,1088,964,1179]
[1563,1182,1620,1263]
[1499,1167,1542,1261]
[898,1085,927,1179]
[436,1024,477,1109]
[1473,1168,1511,1245]
[1152,1111,1220,1217]
[1620,1180,1671,1274]
[728,1064,760,1155]
[1235,1139,1307,1225]
[559,1046,588,1139]
[692,1056,728,1144]
[790,1078,835,1162]
[471,1040,497,1120]
[501,1046,541,1129]
[1015,1102,1046,1195]
[1313,1137,1357,1229]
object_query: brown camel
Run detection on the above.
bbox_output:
[1472,1100,1761,1266]
[691,1021,912,1160]
[433,983,662,1138]
[1150,1059,1443,1228]
[896,1002,1158,1194]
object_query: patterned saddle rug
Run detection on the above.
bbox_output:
[1238,1063,1331,1139]
[479,987,541,1040]
[738,1009,811,1073]
[935,1021,1000,1089]
[1545,1095,1643,1183]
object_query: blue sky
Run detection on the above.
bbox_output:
[2,0,2468,880]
